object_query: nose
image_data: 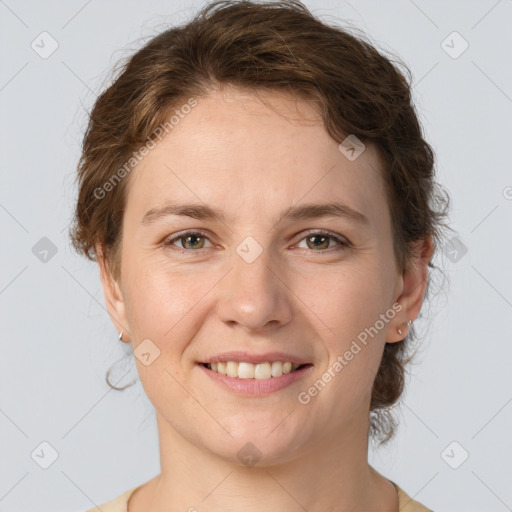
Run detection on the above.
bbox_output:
[216,249,293,334]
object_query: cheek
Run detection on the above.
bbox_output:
[307,265,391,402]
[311,265,391,339]
[124,258,203,336]
[123,263,200,402]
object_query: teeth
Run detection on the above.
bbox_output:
[226,361,238,378]
[205,361,302,379]
[271,361,283,377]
[238,362,255,379]
[254,362,271,379]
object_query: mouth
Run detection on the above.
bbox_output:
[197,360,314,397]
[200,361,312,379]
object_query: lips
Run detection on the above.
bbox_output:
[198,361,314,396]
[196,350,314,396]
[199,350,312,366]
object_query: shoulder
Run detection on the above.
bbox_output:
[391,481,434,512]
[82,486,140,512]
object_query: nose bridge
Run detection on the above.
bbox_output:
[216,241,293,331]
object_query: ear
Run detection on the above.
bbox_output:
[95,244,131,343]
[386,234,435,343]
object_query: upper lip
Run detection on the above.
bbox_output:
[199,351,313,365]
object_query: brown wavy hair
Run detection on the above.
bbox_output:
[69,0,452,446]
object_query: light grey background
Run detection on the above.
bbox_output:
[1,1,511,511]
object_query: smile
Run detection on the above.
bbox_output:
[198,361,314,396]
[203,361,306,379]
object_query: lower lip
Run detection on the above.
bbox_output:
[198,363,313,397]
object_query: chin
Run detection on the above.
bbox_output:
[204,419,309,467]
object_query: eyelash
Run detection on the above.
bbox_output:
[163,229,351,254]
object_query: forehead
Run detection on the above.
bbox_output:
[126,88,388,229]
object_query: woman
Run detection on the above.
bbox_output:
[70,1,450,510]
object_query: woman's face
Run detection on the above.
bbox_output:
[100,87,421,465]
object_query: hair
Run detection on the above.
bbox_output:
[69,0,452,446]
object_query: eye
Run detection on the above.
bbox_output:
[164,230,213,251]
[164,229,350,253]
[295,230,350,252]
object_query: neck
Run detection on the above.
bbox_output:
[130,412,398,512]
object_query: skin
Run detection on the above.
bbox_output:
[97,86,434,512]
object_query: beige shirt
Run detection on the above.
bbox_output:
[84,480,433,511]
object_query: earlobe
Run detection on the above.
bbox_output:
[385,317,413,343]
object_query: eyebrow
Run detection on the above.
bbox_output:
[141,201,369,226]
